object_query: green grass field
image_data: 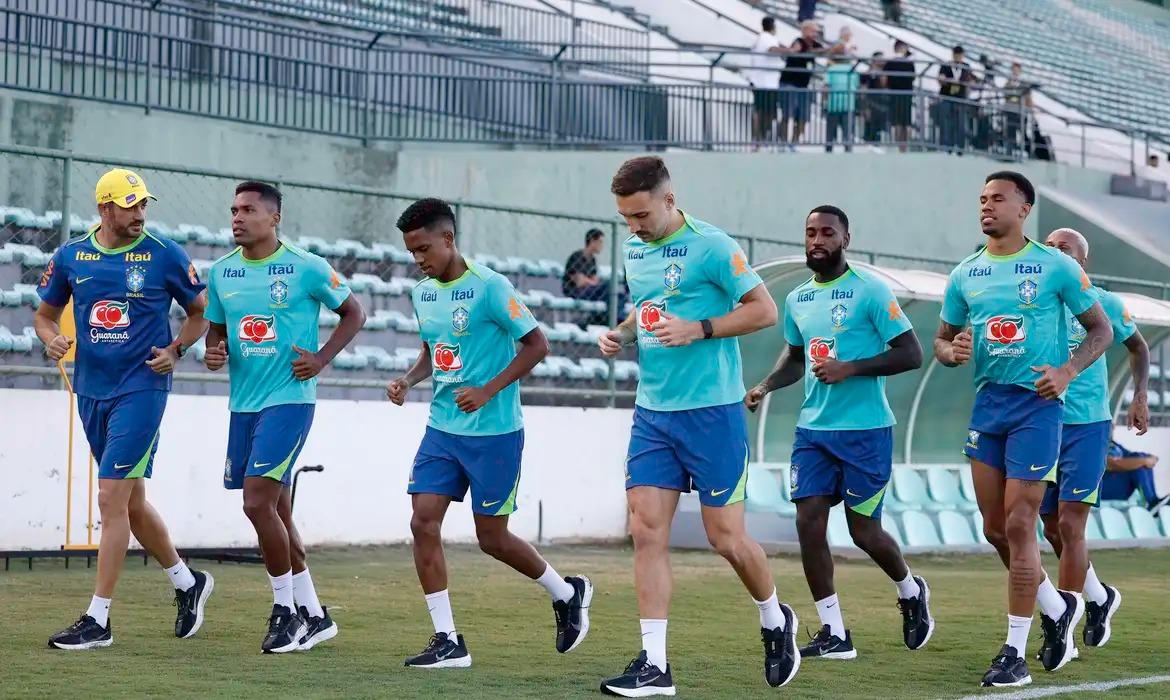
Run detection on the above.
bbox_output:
[1,545,1167,698]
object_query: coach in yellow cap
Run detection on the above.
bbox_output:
[34,167,215,650]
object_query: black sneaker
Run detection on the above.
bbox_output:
[980,644,1032,687]
[1147,494,1170,515]
[404,632,472,669]
[554,575,593,653]
[897,575,935,651]
[1083,585,1121,648]
[799,625,857,659]
[762,603,801,687]
[261,605,307,654]
[1039,591,1084,672]
[173,570,214,639]
[599,651,675,697]
[296,605,339,651]
[47,614,112,650]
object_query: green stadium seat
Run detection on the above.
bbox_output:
[893,469,946,512]
[1085,512,1106,542]
[745,464,790,515]
[1127,506,1164,539]
[938,509,977,546]
[882,511,905,547]
[1099,507,1134,539]
[927,468,977,513]
[901,511,942,547]
[827,505,854,548]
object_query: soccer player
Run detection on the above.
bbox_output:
[203,181,364,653]
[1039,227,1148,649]
[933,171,1112,687]
[745,205,934,661]
[387,198,593,669]
[597,157,800,696]
[37,169,214,649]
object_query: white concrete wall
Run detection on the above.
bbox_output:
[0,389,633,550]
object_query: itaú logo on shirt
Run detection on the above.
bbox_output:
[985,315,1027,357]
[807,337,837,369]
[238,314,278,357]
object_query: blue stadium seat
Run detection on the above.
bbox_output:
[745,464,791,515]
[1099,507,1134,539]
[901,510,942,547]
[927,468,977,513]
[893,468,946,512]
[938,509,977,546]
[827,505,853,548]
[1127,506,1164,539]
[1085,512,1106,541]
[882,511,905,547]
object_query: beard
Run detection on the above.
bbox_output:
[805,247,844,275]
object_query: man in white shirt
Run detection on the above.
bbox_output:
[747,16,785,147]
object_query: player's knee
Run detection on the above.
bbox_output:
[795,509,827,542]
[982,521,1008,550]
[97,488,129,518]
[628,512,669,549]
[409,513,442,541]
[1004,508,1034,543]
[848,521,881,552]
[1057,510,1087,544]
[242,493,276,523]
[476,530,508,558]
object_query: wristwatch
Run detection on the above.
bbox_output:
[700,318,714,340]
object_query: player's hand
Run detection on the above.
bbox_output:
[745,384,768,413]
[650,313,702,347]
[292,345,325,381]
[455,385,493,413]
[145,345,179,375]
[204,340,228,371]
[45,334,73,362]
[386,377,409,406]
[599,329,625,357]
[950,328,973,365]
[1031,364,1075,400]
[1127,391,1150,436]
[813,357,855,384]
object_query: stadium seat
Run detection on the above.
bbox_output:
[937,510,977,546]
[318,309,340,328]
[0,325,15,351]
[893,468,945,512]
[745,464,792,515]
[353,345,397,371]
[362,314,390,331]
[882,511,905,547]
[332,349,368,370]
[970,510,987,544]
[901,511,942,547]
[959,468,977,503]
[371,242,413,265]
[827,506,854,548]
[927,468,977,513]
[612,360,639,382]
[1127,506,1164,539]
[1163,515,1170,538]
[1099,507,1134,539]
[531,359,560,379]
[0,246,14,263]
[1085,512,1106,541]
[12,326,34,352]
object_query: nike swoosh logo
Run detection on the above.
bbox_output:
[223,291,242,298]
[824,602,837,609]
[113,463,132,470]
[969,289,988,297]
[846,489,862,497]
[1072,488,1090,495]
[481,500,501,508]
[253,462,271,469]
[75,276,94,284]
[1029,464,1048,472]
[710,488,730,497]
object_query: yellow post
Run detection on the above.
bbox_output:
[58,301,96,552]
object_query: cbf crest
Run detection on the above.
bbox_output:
[269,279,289,307]
[126,265,146,294]
[1018,279,1038,306]
[831,303,848,328]
[664,263,682,292]
[452,306,470,334]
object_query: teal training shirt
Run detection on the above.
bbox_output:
[1063,286,1137,424]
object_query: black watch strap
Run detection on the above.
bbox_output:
[700,318,714,340]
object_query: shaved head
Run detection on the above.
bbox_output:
[1044,227,1089,267]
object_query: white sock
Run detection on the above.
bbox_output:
[536,563,575,603]
[1006,614,1032,656]
[165,561,196,592]
[640,618,668,671]
[754,589,785,630]
[1036,573,1067,620]
[815,594,846,639]
[292,568,324,618]
[86,595,111,628]
[895,570,921,599]
[268,570,295,612]
[1083,563,1108,605]
[425,589,457,638]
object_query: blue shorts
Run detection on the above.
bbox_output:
[408,427,524,516]
[1040,421,1111,515]
[779,86,812,122]
[77,390,167,480]
[625,403,749,507]
[964,383,1062,482]
[224,404,315,490]
[790,427,893,518]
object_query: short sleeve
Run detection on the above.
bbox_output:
[36,247,71,307]
[163,242,206,308]
[708,234,763,301]
[940,267,969,327]
[869,281,913,343]
[1056,255,1095,316]
[783,296,803,346]
[308,255,351,311]
[1101,291,1137,345]
[204,271,225,325]
[487,275,538,340]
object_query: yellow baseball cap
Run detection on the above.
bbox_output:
[95,168,156,208]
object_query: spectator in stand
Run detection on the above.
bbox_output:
[798,0,818,23]
[881,0,904,25]
[1149,154,1160,168]
[971,55,999,152]
[824,56,860,152]
[777,20,828,151]
[1100,438,1170,514]
[562,228,624,325]
[747,16,785,149]
[884,40,917,152]
[936,45,975,153]
[1003,61,1033,155]
[830,25,858,56]
[862,52,890,146]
